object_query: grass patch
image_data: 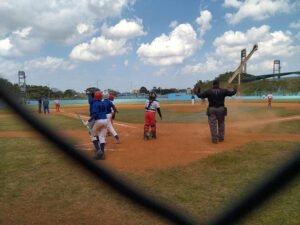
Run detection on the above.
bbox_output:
[242,119,300,134]
[227,106,300,122]
[0,137,168,225]
[0,138,299,224]
[0,114,86,131]
[127,141,300,224]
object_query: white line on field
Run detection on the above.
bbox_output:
[113,122,137,128]
[75,113,137,128]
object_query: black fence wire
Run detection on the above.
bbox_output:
[0,84,299,225]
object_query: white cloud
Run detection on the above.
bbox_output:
[0,28,44,57]
[223,0,242,8]
[195,10,212,37]
[12,27,32,38]
[0,59,21,77]
[169,20,178,28]
[289,19,300,29]
[101,18,146,39]
[137,24,201,66]
[296,31,300,40]
[224,0,291,24]
[24,57,75,71]
[0,38,12,52]
[70,36,129,61]
[0,0,133,56]
[124,59,129,67]
[180,57,224,75]
[213,25,298,61]
[247,59,287,72]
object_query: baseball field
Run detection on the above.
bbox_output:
[1,99,299,225]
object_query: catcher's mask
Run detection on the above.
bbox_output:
[94,91,103,101]
[149,92,157,100]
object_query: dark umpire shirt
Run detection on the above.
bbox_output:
[196,88,236,108]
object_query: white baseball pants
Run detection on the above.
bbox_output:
[106,113,117,136]
[92,119,108,143]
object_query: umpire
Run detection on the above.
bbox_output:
[194,80,237,144]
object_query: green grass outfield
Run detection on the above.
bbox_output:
[0,114,86,131]
[0,138,299,224]
[0,100,299,224]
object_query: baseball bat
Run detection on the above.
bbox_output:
[75,112,96,136]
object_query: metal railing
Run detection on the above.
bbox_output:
[0,84,299,225]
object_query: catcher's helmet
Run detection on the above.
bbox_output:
[149,92,157,100]
[109,94,115,101]
[94,91,103,101]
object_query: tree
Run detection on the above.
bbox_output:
[64,89,77,98]
[0,78,21,94]
[139,86,148,94]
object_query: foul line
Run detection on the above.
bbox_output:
[72,112,137,129]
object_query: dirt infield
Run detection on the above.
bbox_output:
[1,102,299,172]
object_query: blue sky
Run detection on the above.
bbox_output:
[0,0,299,92]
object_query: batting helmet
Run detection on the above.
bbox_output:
[109,94,115,101]
[94,91,103,101]
[149,92,157,100]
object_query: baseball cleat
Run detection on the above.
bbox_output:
[212,140,218,144]
[93,151,104,160]
[115,139,120,144]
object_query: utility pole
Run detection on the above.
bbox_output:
[97,80,101,90]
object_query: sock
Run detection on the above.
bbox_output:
[100,143,105,153]
[115,135,119,140]
[93,140,100,151]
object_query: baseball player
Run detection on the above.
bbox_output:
[267,92,273,107]
[103,94,120,143]
[144,92,162,140]
[86,91,110,160]
[191,95,195,105]
[55,97,60,112]
[87,88,100,152]
[43,97,50,115]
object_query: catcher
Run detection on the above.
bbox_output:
[144,92,162,140]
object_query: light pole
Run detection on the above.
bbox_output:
[97,80,101,90]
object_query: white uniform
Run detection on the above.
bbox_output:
[145,100,160,112]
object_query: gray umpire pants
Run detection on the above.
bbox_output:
[207,107,225,142]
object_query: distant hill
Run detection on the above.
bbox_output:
[194,72,300,96]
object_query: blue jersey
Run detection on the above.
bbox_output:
[88,94,94,116]
[89,100,109,121]
[103,99,114,114]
